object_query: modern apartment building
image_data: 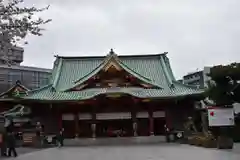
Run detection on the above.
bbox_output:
[0,46,51,93]
[182,67,211,89]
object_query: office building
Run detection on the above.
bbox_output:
[0,46,51,93]
[183,67,211,89]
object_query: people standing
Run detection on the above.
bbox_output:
[7,132,17,157]
[0,133,7,157]
[164,124,170,142]
[57,128,64,147]
[35,122,42,137]
[36,122,45,146]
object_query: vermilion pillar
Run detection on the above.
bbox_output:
[91,100,97,138]
[132,98,138,137]
[149,111,154,136]
[165,109,172,129]
[74,113,79,138]
[58,113,62,130]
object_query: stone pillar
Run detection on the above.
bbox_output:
[148,111,154,136]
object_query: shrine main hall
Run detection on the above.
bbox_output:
[0,50,203,138]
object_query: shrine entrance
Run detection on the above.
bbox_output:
[154,118,166,135]
[96,119,133,137]
[95,112,133,137]
[78,120,92,138]
[137,118,149,136]
[153,111,166,135]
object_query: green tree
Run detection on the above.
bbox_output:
[206,63,240,105]
[0,0,51,52]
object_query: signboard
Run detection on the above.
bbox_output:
[208,107,235,126]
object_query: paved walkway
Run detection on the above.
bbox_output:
[8,144,240,160]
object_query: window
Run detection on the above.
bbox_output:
[0,74,6,82]
[30,72,40,88]
[8,70,21,85]
[39,73,50,86]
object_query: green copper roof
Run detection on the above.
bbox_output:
[0,81,29,99]
[24,85,202,101]
[21,51,203,101]
[52,53,176,91]
[70,53,162,90]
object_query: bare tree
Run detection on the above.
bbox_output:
[0,0,51,54]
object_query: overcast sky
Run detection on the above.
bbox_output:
[20,0,240,79]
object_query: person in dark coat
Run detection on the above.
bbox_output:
[7,132,17,157]
[0,133,7,157]
[35,122,42,137]
[164,124,170,142]
[57,129,64,147]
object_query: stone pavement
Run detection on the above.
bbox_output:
[7,144,240,160]
[16,147,42,155]
[1,147,41,159]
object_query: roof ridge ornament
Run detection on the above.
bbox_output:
[105,48,119,61]
[16,80,21,85]
[109,48,115,55]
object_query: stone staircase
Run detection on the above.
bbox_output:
[64,136,166,146]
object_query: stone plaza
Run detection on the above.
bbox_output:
[8,143,240,160]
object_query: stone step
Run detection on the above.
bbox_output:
[63,136,166,146]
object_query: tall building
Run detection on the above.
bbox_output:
[0,46,23,65]
[0,46,51,93]
[183,67,211,89]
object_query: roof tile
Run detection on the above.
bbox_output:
[23,52,203,101]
